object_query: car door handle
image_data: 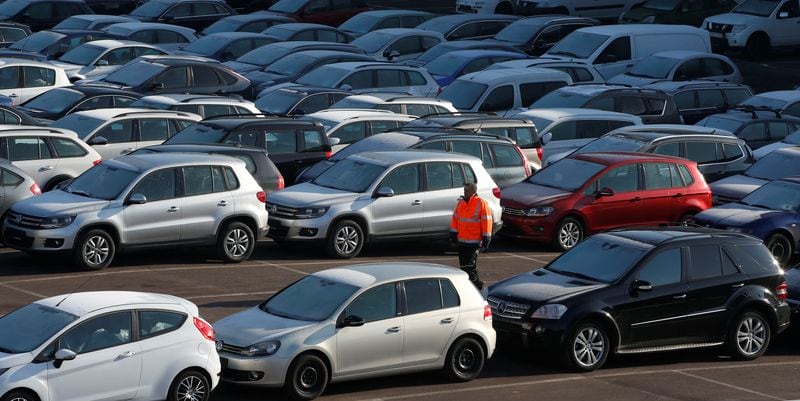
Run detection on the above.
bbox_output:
[631,197,641,202]
[672,193,684,198]
[411,200,422,206]
[38,165,53,172]
[387,326,402,333]
[731,283,744,288]
[218,200,228,207]
[167,206,180,213]
[440,317,454,324]
[121,148,135,154]
[119,351,136,358]
[8,93,17,98]
[673,294,687,299]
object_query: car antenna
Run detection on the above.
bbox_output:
[55,275,95,306]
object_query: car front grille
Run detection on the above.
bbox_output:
[266,202,298,219]
[219,342,247,355]
[4,211,44,229]
[502,207,527,217]
[488,296,530,320]
[707,23,732,33]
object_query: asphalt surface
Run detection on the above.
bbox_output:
[1,238,799,401]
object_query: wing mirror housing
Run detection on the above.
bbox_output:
[53,349,76,368]
[88,136,108,146]
[375,186,395,198]
[339,315,365,328]
[127,193,147,205]
[328,137,341,146]
[631,280,653,294]
[596,187,615,198]
[150,82,165,90]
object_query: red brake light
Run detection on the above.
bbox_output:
[277,175,285,190]
[536,147,543,164]
[30,183,41,195]
[193,317,215,341]
[483,303,492,320]
[492,187,501,199]
[92,159,102,166]
[776,282,788,302]
[437,86,443,95]
[516,145,531,176]
[257,191,267,203]
[325,151,332,159]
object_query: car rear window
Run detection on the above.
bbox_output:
[726,243,781,274]
[490,143,523,167]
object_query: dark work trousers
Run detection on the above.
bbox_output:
[458,242,483,290]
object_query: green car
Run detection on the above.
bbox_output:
[619,0,735,26]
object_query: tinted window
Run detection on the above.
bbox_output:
[418,140,446,150]
[452,140,482,159]
[184,166,213,196]
[138,310,186,339]
[344,283,397,322]
[59,311,132,354]
[520,81,567,108]
[132,168,176,202]
[8,137,50,161]
[194,66,223,86]
[295,94,332,114]
[674,91,695,110]
[618,96,647,115]
[369,120,401,134]
[340,70,372,89]
[584,96,613,111]
[723,143,744,160]
[479,85,513,112]
[0,66,20,89]
[379,164,419,194]
[224,166,239,190]
[595,36,631,64]
[407,71,426,85]
[212,166,226,193]
[698,90,724,108]
[727,243,779,274]
[690,245,723,280]
[95,120,133,144]
[157,67,189,89]
[637,248,682,287]
[491,144,523,167]
[643,162,672,190]
[593,164,638,194]
[1,168,22,186]
[724,89,752,105]
[139,118,173,141]
[577,120,615,139]
[0,110,19,125]
[441,279,460,308]
[654,142,680,157]
[738,122,766,142]
[203,104,234,118]
[23,66,55,88]
[677,164,694,185]
[376,69,405,87]
[265,130,296,154]
[404,279,443,315]
[76,96,114,112]
[769,122,791,141]
[303,130,326,152]
[686,141,720,163]
[332,121,367,144]
[425,162,454,191]
[50,137,86,158]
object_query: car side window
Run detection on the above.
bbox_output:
[0,66,19,89]
[685,141,721,163]
[406,71,427,86]
[1,110,19,125]
[674,59,703,80]
[295,94,331,114]
[344,283,398,323]
[7,137,50,161]
[548,121,577,141]
[265,130,297,154]
[1,28,27,42]
[479,85,513,112]
[584,96,614,111]
[595,163,638,193]
[724,89,752,105]
[331,121,367,144]
[702,58,734,76]
[212,165,226,192]
[425,162,454,191]
[617,96,647,115]
[369,120,401,134]
[376,17,402,29]
[379,164,420,194]
[520,81,567,108]
[674,91,696,110]
[340,70,372,89]
[404,279,443,315]
[642,162,672,190]
[302,130,326,152]
[164,4,192,18]
[677,163,694,185]
[405,104,434,116]
[50,137,87,158]
[389,36,422,56]
[223,166,240,190]
[450,23,478,40]
[1,168,23,186]
[417,140,446,150]
[23,67,54,88]
[577,120,614,139]
[59,311,132,355]
[23,2,51,20]
[203,104,235,118]
[132,168,176,201]
[452,140,483,160]
[139,118,172,142]
[441,279,460,308]
[136,47,164,58]
[738,122,767,143]
[668,163,686,187]
[689,245,726,280]
[305,0,329,14]
[697,90,724,108]
[75,96,114,112]
[317,29,339,43]
[138,310,186,339]
[637,248,682,287]
[595,36,631,64]
[95,120,134,144]
[376,69,406,87]
[722,143,744,161]
[490,143,523,167]
[102,48,134,65]
[157,67,189,89]
[193,66,224,87]
[653,142,680,157]
[778,0,800,17]
[183,166,213,196]
[769,122,791,141]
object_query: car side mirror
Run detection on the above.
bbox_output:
[127,193,147,205]
[150,82,165,90]
[96,60,109,66]
[221,51,234,61]
[53,349,76,368]
[88,136,108,146]
[375,186,395,198]
[328,137,341,146]
[340,315,365,328]
[596,187,615,198]
[631,279,653,293]
[384,49,400,60]
[779,11,790,18]
[293,108,306,116]
[541,132,552,145]
[161,15,174,21]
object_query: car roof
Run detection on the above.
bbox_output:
[67,14,134,22]
[143,143,267,154]
[573,151,689,165]
[431,49,527,60]
[314,262,463,288]
[710,110,800,122]
[644,80,751,92]
[220,14,294,23]
[492,59,591,68]
[611,124,735,137]
[201,31,274,40]
[748,90,800,102]
[419,13,520,27]
[514,15,597,25]
[50,85,141,97]
[648,50,718,59]
[76,39,157,49]
[136,54,220,65]
[269,85,351,96]
[352,9,433,17]
[408,114,534,127]
[36,291,193,317]
[200,117,319,129]
[549,84,636,97]
[0,125,77,137]
[770,146,800,156]
[576,24,705,35]
[456,67,570,84]
[137,94,251,104]
[104,22,196,34]
[323,61,414,71]
[305,109,414,121]
[0,58,60,69]
[349,149,481,166]
[606,227,756,247]
[261,40,360,50]
[367,28,441,36]
[71,107,201,120]
[289,49,372,59]
[268,23,336,32]
[107,152,245,172]
[517,107,640,121]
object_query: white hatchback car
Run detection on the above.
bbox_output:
[0,59,71,105]
[0,291,221,401]
[214,263,496,400]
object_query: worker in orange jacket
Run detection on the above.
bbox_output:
[450,182,493,290]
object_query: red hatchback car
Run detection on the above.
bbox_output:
[500,152,712,251]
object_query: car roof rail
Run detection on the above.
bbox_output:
[416,111,498,119]
[201,113,283,120]
[0,127,69,134]
[112,110,197,118]
[353,62,399,69]
[178,94,245,103]
[319,108,395,114]
[720,104,783,119]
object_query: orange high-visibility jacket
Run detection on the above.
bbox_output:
[450,195,493,243]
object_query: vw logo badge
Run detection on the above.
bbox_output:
[215,340,223,352]
[498,301,507,314]
[267,204,277,213]
[14,214,22,224]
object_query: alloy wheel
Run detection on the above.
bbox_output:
[335,226,359,255]
[225,228,250,258]
[573,327,605,368]
[737,316,766,356]
[559,222,581,249]
[83,235,110,266]
[176,375,206,401]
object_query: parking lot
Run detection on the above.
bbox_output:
[1,238,798,401]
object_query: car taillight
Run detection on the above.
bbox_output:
[30,183,41,195]
[492,187,501,199]
[776,282,788,302]
[536,147,543,163]
[277,175,285,190]
[437,86,443,95]
[483,303,492,320]
[92,159,102,166]
[193,317,215,341]
[325,151,332,158]
[257,191,267,203]
[515,145,531,176]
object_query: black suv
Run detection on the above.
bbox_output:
[164,116,331,185]
[0,0,94,32]
[489,227,791,371]
[484,16,599,56]
[127,0,236,31]
[645,81,754,125]
[533,85,683,124]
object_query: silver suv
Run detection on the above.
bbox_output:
[2,153,269,270]
[267,150,503,258]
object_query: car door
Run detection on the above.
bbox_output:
[592,36,633,80]
[614,247,690,348]
[0,66,21,105]
[122,167,182,245]
[421,161,463,235]
[46,311,143,401]
[137,118,175,150]
[774,0,800,46]
[577,162,645,232]
[641,162,682,224]
[179,165,232,242]
[736,122,769,149]
[191,65,227,95]
[150,66,190,94]
[401,278,460,365]
[88,119,136,160]
[6,136,57,186]
[369,163,424,236]
[335,283,404,376]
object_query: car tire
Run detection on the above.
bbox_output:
[727,310,771,360]
[284,354,329,401]
[766,233,792,265]
[443,337,486,382]
[495,2,513,14]
[217,221,255,263]
[679,212,696,226]
[561,321,609,372]
[73,229,115,271]
[167,369,210,401]
[1,390,36,401]
[745,33,770,60]
[326,219,364,259]
[553,216,583,252]
[43,176,70,192]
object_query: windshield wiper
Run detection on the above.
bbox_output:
[0,346,15,353]
[69,189,93,198]
[549,50,580,58]
[547,267,604,283]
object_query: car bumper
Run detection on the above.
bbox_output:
[267,215,331,242]
[2,221,77,252]
[219,352,293,387]
[497,213,556,242]
[707,31,745,51]
[492,317,567,351]
[777,302,792,334]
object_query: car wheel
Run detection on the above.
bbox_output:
[766,233,792,265]
[43,176,70,192]
[745,33,770,60]
[553,217,583,252]
[284,354,329,400]
[1,390,36,401]
[495,1,513,14]
[73,229,115,271]
[326,219,364,259]
[167,369,210,401]
[218,221,255,263]
[679,212,696,226]
[443,337,485,382]
[727,310,771,360]
[562,321,609,372]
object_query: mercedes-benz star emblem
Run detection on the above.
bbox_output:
[498,301,507,314]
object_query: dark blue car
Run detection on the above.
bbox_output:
[787,265,800,316]
[694,177,800,265]
[423,49,527,87]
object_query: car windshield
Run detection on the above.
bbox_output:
[254,89,302,114]
[21,88,84,114]
[532,90,591,108]
[182,36,228,55]
[740,180,800,211]
[627,55,680,79]
[295,66,350,87]
[329,97,375,109]
[333,132,421,160]
[63,163,140,200]
[544,234,652,283]
[0,0,30,18]
[529,158,605,191]
[339,14,381,35]
[9,31,61,52]
[641,0,680,10]
[438,80,487,110]
[269,0,307,13]
[130,0,171,17]
[203,19,241,35]
[733,0,780,17]
[782,130,800,144]
[238,45,291,67]
[495,21,545,43]
[51,114,105,137]
[351,31,394,53]
[261,275,359,321]
[58,44,105,65]
[547,32,610,59]
[575,135,646,154]
[738,95,788,109]
[101,61,164,86]
[54,17,91,30]
[425,53,471,77]
[266,53,321,76]
[0,304,78,353]
[166,123,227,144]
[416,43,459,63]
[745,151,800,180]
[313,158,387,192]
[696,116,743,133]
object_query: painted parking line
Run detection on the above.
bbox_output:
[674,371,784,401]
[500,252,553,264]
[0,282,46,298]
[254,260,308,275]
[184,290,277,301]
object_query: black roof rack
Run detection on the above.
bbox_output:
[201,113,284,120]
[415,111,498,119]
[178,94,245,103]
[720,104,783,119]
[113,110,197,118]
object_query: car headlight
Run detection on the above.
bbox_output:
[524,206,554,217]
[295,207,329,219]
[242,341,280,357]
[731,25,746,34]
[531,304,567,320]
[39,215,76,229]
[642,15,655,23]
[725,227,750,234]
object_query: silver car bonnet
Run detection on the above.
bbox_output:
[0,351,34,369]
[214,306,317,347]
[267,182,362,208]
[10,190,112,217]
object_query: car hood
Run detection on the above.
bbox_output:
[694,203,782,226]
[77,80,126,89]
[705,13,766,26]
[224,60,261,73]
[11,190,112,217]
[0,50,45,61]
[267,182,361,207]
[753,142,791,160]
[709,174,767,201]
[0,351,34,369]
[50,61,83,73]
[500,181,572,207]
[245,70,289,85]
[607,73,658,87]
[482,38,523,47]
[214,306,317,346]
[490,269,607,305]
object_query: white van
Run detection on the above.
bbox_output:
[543,24,712,80]
[437,67,573,113]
